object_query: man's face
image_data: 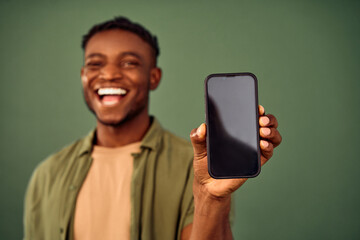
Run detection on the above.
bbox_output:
[81,29,161,126]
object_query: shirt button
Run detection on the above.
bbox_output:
[69,185,77,191]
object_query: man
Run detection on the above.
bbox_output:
[24,17,282,240]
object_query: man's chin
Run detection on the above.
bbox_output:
[97,117,128,127]
[88,103,148,128]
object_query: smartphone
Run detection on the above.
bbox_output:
[205,72,260,179]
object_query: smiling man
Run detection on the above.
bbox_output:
[24,17,282,240]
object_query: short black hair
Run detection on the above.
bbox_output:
[81,16,160,59]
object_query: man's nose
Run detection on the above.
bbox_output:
[99,64,122,80]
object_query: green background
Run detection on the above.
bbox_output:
[1,0,359,239]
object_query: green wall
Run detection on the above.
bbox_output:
[1,0,359,239]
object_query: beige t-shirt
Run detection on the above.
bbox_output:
[73,142,141,240]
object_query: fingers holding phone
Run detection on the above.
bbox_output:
[258,109,282,165]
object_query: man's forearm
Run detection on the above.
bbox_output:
[189,186,233,240]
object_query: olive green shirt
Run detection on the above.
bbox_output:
[24,118,195,240]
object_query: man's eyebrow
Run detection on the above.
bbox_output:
[119,52,143,60]
[85,52,143,60]
[85,53,105,60]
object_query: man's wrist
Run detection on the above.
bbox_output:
[193,182,232,217]
[191,183,233,240]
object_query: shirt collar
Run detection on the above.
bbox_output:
[78,130,95,157]
[77,116,163,156]
[140,117,163,150]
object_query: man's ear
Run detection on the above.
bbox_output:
[80,67,85,80]
[80,67,87,84]
[149,67,162,90]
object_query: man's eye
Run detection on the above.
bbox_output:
[86,62,103,68]
[121,61,139,68]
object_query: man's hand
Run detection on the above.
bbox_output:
[190,104,282,198]
[185,105,282,240]
[185,106,281,240]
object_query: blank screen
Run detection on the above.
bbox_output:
[206,74,260,178]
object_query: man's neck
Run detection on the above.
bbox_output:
[95,113,151,148]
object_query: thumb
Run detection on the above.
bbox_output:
[190,123,207,160]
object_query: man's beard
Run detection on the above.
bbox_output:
[82,91,148,128]
[94,104,147,128]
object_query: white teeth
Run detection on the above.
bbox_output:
[97,88,127,96]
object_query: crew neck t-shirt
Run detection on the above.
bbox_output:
[73,142,141,240]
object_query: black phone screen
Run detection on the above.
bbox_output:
[205,73,260,178]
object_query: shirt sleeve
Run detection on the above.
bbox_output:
[23,164,45,240]
[178,158,195,238]
[182,187,194,228]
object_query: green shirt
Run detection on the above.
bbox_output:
[24,118,195,240]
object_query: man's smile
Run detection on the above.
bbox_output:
[95,87,128,106]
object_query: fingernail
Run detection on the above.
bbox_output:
[261,140,269,148]
[260,117,269,125]
[261,128,271,136]
[196,123,203,136]
[259,105,264,114]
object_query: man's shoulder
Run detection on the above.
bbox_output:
[162,129,192,150]
[35,132,93,174]
[159,129,194,165]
